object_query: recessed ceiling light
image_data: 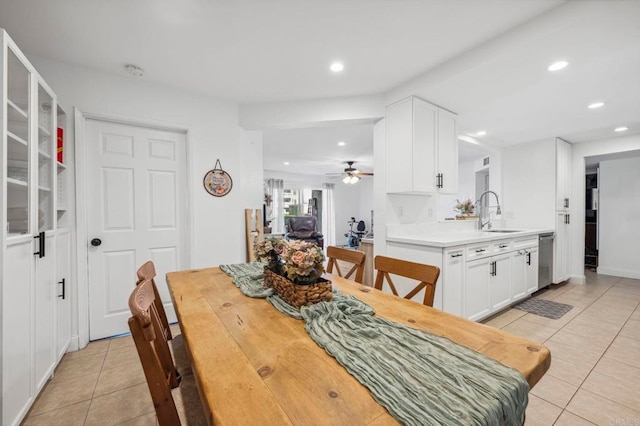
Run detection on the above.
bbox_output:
[283,161,290,165]
[548,61,568,72]
[588,102,605,109]
[330,62,344,73]
[337,141,346,146]
[614,126,629,132]
[475,131,487,137]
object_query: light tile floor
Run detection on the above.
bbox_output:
[484,270,640,425]
[22,271,640,425]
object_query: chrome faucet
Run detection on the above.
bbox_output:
[475,190,502,230]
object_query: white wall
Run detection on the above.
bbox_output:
[570,134,640,281]
[30,56,264,344]
[598,157,640,278]
[503,138,556,229]
[436,160,476,221]
[239,95,385,130]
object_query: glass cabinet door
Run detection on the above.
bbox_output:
[37,82,55,232]
[6,48,31,236]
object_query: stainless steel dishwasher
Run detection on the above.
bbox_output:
[538,232,554,290]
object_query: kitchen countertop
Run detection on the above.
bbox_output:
[386,228,554,248]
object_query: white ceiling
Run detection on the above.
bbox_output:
[0,0,562,103]
[1,0,639,176]
[263,123,374,176]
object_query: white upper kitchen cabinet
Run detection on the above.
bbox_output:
[386,96,458,194]
[556,138,572,211]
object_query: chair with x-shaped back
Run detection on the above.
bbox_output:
[373,255,441,307]
[137,261,191,378]
[326,246,367,284]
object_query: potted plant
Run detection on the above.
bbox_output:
[454,198,476,219]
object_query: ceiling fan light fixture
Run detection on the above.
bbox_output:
[343,175,360,184]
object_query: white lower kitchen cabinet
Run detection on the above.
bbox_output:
[465,252,511,321]
[554,211,570,283]
[386,232,541,322]
[442,247,464,316]
[56,230,72,361]
[464,258,491,321]
[2,241,33,424]
[526,247,539,294]
[489,253,512,312]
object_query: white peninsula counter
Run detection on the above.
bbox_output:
[385,224,553,322]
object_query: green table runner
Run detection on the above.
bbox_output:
[220,263,529,425]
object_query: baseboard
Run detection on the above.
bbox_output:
[597,267,640,280]
[569,275,586,285]
[68,335,81,352]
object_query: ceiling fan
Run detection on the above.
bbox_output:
[328,161,374,184]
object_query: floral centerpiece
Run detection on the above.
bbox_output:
[281,240,325,285]
[255,238,332,307]
[454,198,475,216]
[254,237,288,274]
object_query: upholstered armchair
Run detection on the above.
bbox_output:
[286,216,324,248]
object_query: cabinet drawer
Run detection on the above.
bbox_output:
[466,243,491,260]
[491,239,513,255]
[513,237,538,250]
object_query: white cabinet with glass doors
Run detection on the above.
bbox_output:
[1,29,72,426]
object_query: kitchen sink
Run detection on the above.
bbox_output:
[482,229,523,233]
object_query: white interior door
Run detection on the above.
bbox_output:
[85,119,187,340]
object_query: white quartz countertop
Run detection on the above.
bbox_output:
[386,228,554,248]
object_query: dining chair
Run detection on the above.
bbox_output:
[128,279,206,426]
[373,255,441,307]
[326,246,366,284]
[137,261,192,378]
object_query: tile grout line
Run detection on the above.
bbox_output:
[544,277,640,419]
[83,340,111,425]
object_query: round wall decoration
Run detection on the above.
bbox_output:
[203,159,233,197]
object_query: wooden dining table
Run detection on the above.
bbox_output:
[166,267,550,426]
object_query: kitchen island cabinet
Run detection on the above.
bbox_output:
[386,230,544,321]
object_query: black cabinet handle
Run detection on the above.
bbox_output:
[475,249,486,253]
[33,231,45,258]
[436,173,443,189]
[91,238,102,247]
[567,214,570,224]
[450,253,463,258]
[440,173,444,188]
[494,261,497,276]
[499,244,508,249]
[526,252,531,266]
[58,278,66,300]
[564,198,569,208]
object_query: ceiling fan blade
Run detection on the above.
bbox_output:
[356,172,374,176]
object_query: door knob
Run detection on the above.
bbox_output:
[91,238,102,247]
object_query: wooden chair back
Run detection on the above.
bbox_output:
[137,261,173,341]
[326,246,366,284]
[128,279,181,425]
[373,255,441,307]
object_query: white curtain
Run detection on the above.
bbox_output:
[322,183,336,248]
[266,179,285,234]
